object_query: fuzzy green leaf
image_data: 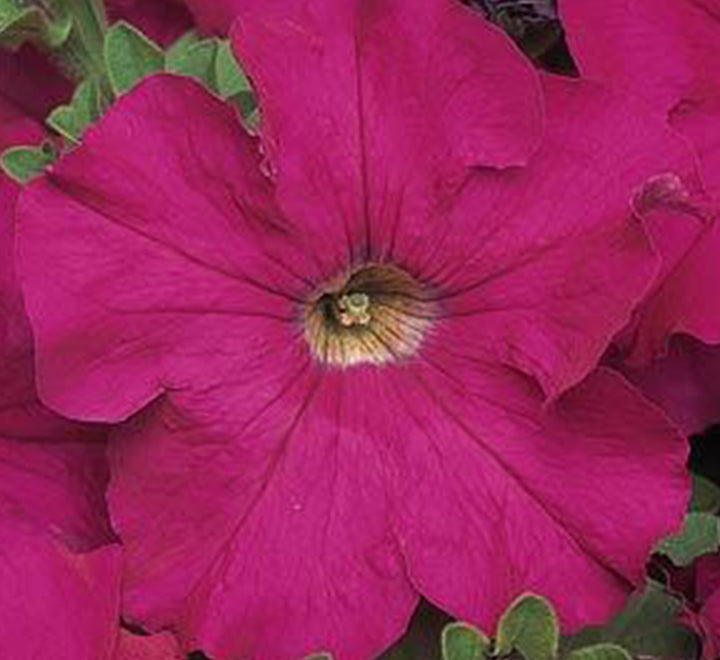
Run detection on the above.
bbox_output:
[104,21,163,95]
[567,644,632,660]
[229,91,258,122]
[495,594,558,660]
[690,474,720,514]
[0,4,72,50]
[657,512,720,566]
[166,38,218,88]
[441,623,489,660]
[61,0,108,61]
[47,78,103,143]
[1,143,55,183]
[165,29,200,61]
[46,106,81,143]
[214,39,250,98]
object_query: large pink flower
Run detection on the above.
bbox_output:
[0,46,71,124]
[560,0,720,432]
[180,0,243,33]
[617,336,720,437]
[108,0,194,45]
[17,1,693,657]
[0,528,183,659]
[559,0,719,119]
[0,530,120,659]
[658,553,720,660]
[0,86,126,658]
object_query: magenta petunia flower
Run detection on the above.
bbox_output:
[0,92,128,658]
[612,199,720,433]
[17,1,693,657]
[0,530,121,659]
[659,553,720,660]
[0,528,182,659]
[617,337,720,436]
[560,0,720,354]
[0,46,71,124]
[561,0,720,431]
[180,0,242,34]
[559,0,720,119]
[108,0,195,46]
[0,95,112,547]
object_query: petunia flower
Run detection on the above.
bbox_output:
[0,84,126,658]
[179,0,242,34]
[17,1,693,657]
[107,0,195,46]
[0,526,184,659]
[0,45,71,125]
[560,0,720,432]
[0,113,185,659]
[616,336,720,437]
[654,552,720,660]
[0,528,121,659]
[559,0,719,117]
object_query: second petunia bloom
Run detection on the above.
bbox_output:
[18,1,693,658]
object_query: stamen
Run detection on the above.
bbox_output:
[337,292,371,327]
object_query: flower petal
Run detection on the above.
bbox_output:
[116,630,184,659]
[0,532,121,659]
[231,0,542,261]
[181,0,238,33]
[109,370,417,659]
[108,0,194,46]
[0,434,112,549]
[17,75,311,422]
[386,358,687,632]
[617,336,720,436]
[620,213,720,364]
[394,76,696,397]
[561,1,720,364]
[559,0,716,115]
[0,46,71,122]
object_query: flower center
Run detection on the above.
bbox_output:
[304,264,434,367]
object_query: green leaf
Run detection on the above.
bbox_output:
[494,594,558,660]
[1,143,55,183]
[244,107,260,130]
[166,38,218,89]
[690,474,720,514]
[104,21,163,95]
[61,0,107,64]
[229,91,258,122]
[563,581,698,658]
[164,29,200,63]
[72,78,105,121]
[657,512,720,566]
[441,622,489,660]
[0,4,72,50]
[47,78,103,143]
[303,654,332,660]
[47,106,81,143]
[214,39,251,98]
[566,644,632,660]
